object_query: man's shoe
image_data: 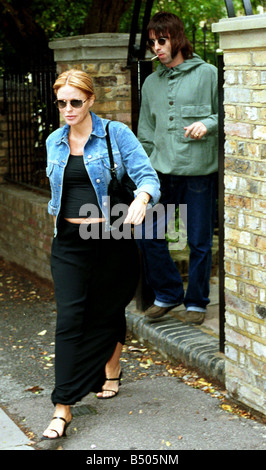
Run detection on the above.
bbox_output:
[184,311,205,325]
[145,304,178,320]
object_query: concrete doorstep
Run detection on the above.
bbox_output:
[125,277,225,385]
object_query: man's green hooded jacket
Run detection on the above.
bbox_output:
[138,54,218,176]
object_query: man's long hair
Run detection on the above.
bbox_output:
[147,12,193,60]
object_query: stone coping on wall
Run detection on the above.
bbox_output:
[49,32,151,63]
[212,14,266,49]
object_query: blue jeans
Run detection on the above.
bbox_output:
[137,172,218,311]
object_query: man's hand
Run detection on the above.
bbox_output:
[184,121,207,140]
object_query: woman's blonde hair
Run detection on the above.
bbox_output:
[53,69,96,99]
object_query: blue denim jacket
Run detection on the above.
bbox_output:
[46,112,160,235]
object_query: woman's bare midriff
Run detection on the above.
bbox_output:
[65,217,106,224]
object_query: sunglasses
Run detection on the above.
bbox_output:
[54,98,89,109]
[148,37,168,47]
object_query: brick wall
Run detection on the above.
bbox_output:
[0,184,53,280]
[213,15,266,416]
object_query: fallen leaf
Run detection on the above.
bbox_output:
[38,330,47,336]
[25,386,43,393]
[139,363,150,369]
[221,404,233,413]
[128,346,147,352]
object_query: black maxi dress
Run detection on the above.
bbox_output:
[49,155,139,405]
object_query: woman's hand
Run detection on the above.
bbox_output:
[124,192,150,225]
[184,121,207,140]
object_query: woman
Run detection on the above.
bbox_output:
[42,69,160,439]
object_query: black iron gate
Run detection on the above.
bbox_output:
[3,53,59,190]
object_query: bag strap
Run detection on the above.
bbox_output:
[105,121,116,177]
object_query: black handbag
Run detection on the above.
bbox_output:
[106,121,136,223]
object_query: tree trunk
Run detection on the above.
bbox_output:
[81,0,134,34]
[0,0,134,65]
[0,0,50,65]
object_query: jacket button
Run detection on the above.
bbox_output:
[88,154,92,159]
[96,178,101,183]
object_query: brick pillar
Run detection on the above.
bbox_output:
[49,33,142,127]
[213,15,266,416]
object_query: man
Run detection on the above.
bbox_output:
[137,12,218,325]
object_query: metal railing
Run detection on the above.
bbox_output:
[191,23,219,66]
[225,0,254,17]
[3,53,59,191]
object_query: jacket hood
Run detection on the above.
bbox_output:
[157,53,205,77]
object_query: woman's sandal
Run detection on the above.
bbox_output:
[41,416,71,440]
[97,371,122,400]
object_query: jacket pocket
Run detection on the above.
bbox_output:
[101,153,124,182]
[180,105,211,142]
[102,154,123,172]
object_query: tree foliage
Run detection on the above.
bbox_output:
[0,0,264,66]
[0,0,134,64]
